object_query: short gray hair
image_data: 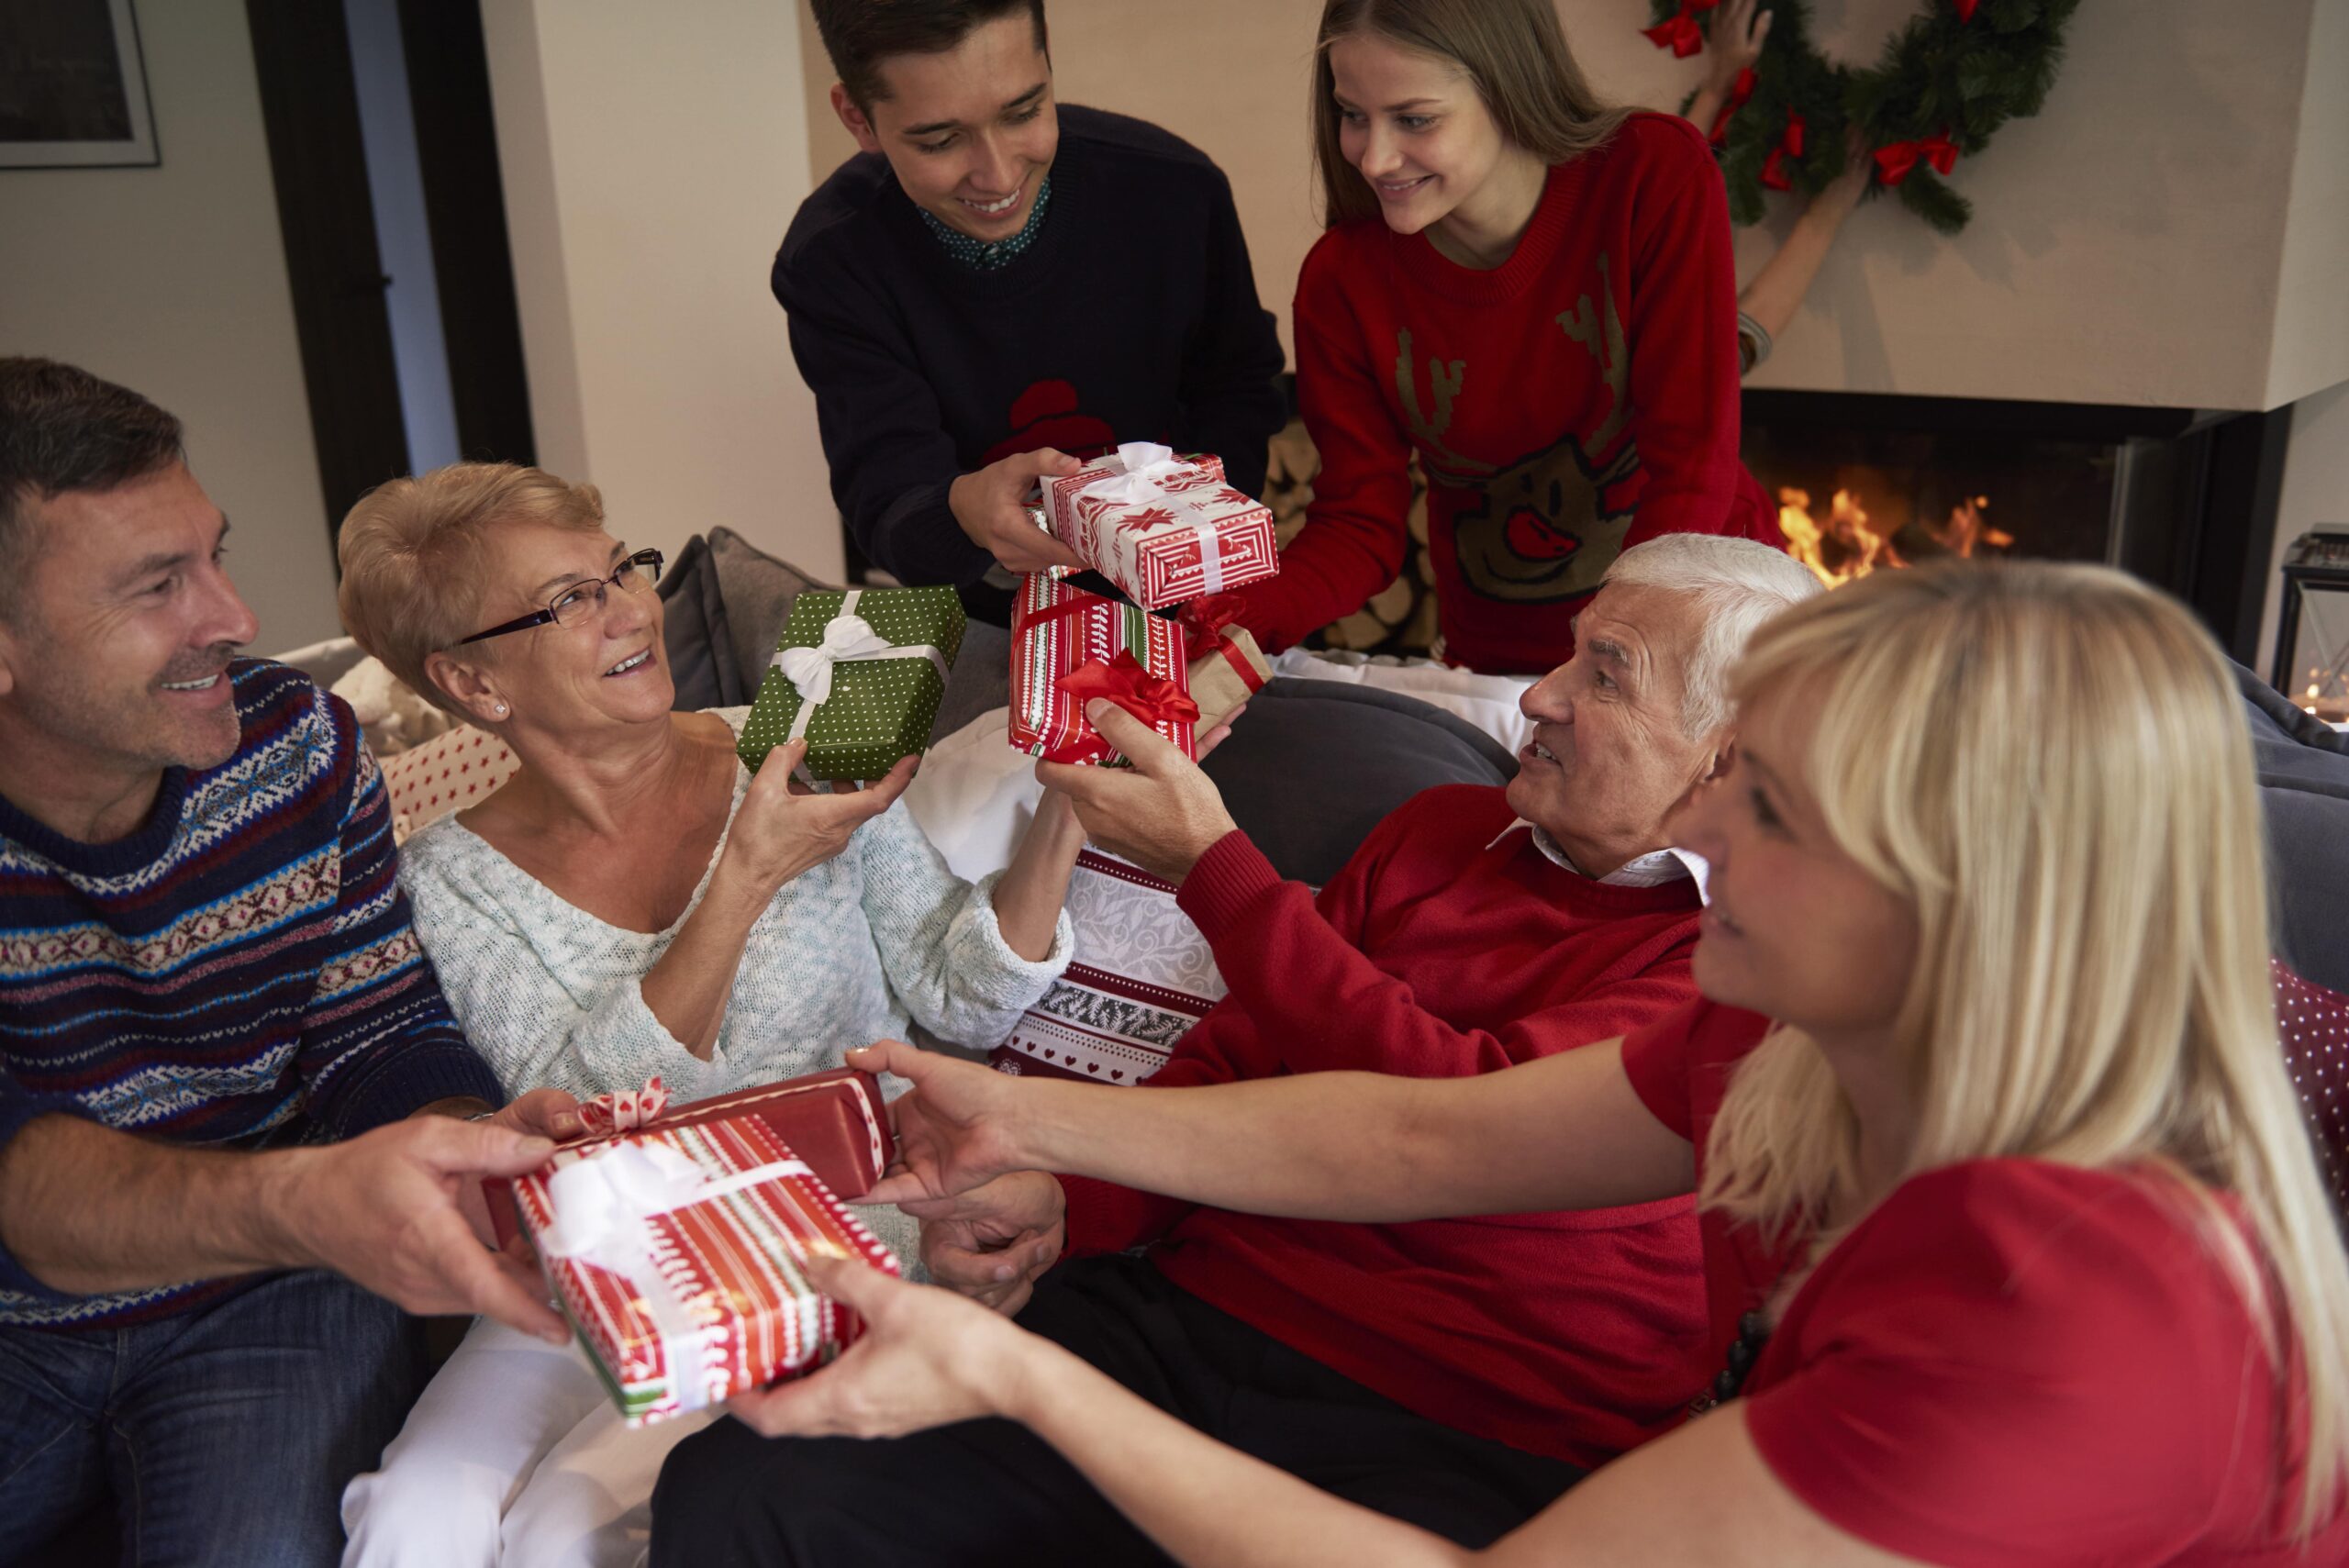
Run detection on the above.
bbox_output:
[1600,534,1822,740]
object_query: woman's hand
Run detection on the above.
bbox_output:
[1706,0,1772,95]
[718,739,917,901]
[725,1254,1029,1439]
[853,1040,1037,1208]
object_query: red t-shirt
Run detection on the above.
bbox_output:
[1234,113,1779,675]
[1620,998,2349,1565]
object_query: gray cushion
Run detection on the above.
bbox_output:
[2237,662,2349,995]
[933,620,1011,743]
[657,534,740,710]
[707,527,829,699]
[1201,680,1516,887]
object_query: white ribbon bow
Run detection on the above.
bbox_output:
[1087,440,1190,506]
[766,589,951,751]
[540,1140,814,1414]
[775,612,894,709]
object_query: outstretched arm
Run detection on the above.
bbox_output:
[859,1029,1692,1225]
[729,1259,1907,1568]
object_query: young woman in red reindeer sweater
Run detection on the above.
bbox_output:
[1232,0,1780,676]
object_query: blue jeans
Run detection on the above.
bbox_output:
[0,1271,423,1567]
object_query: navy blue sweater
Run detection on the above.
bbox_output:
[775,105,1287,621]
[0,662,501,1326]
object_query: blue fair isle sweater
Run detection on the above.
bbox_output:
[0,661,502,1328]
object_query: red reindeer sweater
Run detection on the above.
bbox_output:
[1237,113,1776,675]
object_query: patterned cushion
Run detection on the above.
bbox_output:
[2277,959,2349,1222]
[378,725,520,843]
[989,850,1227,1084]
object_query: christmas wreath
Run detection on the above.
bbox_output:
[1643,0,2077,233]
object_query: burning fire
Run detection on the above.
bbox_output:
[1776,487,2015,588]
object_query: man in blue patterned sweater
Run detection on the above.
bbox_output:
[0,359,582,1565]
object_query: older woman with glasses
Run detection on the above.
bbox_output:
[328,462,1085,1568]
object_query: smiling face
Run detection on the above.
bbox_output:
[0,462,260,780]
[1327,30,1513,240]
[1669,684,1918,1046]
[1504,584,1720,877]
[834,12,1057,242]
[439,524,673,734]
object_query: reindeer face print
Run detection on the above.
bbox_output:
[1450,434,1640,602]
[1393,252,1646,604]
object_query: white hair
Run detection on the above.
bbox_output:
[1600,533,1823,740]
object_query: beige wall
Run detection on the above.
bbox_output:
[483,0,841,581]
[0,0,343,651]
[804,0,2344,411]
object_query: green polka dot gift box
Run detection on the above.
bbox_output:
[738,587,965,783]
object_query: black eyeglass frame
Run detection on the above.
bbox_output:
[455,548,665,646]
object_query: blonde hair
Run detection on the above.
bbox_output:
[336,462,607,715]
[1310,0,1630,230]
[1699,561,2349,1538]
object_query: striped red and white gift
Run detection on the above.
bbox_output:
[507,1110,899,1427]
[1008,574,1196,765]
[1038,443,1277,611]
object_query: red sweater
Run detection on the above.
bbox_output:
[1624,1000,2349,1565]
[1061,786,1709,1468]
[1238,113,1776,675]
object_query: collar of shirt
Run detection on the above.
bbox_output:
[918,175,1054,272]
[1486,818,1710,900]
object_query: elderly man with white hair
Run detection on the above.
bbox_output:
[653,534,1821,1562]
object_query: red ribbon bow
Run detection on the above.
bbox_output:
[1642,0,1719,58]
[1759,111,1807,190]
[1057,651,1199,732]
[1873,128,1959,186]
[1953,0,1979,20]
[1708,67,1756,147]
[1175,594,1248,660]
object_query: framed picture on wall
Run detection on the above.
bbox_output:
[0,0,160,169]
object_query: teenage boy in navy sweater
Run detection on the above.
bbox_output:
[780,0,1287,623]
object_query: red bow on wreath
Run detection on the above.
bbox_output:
[1759,111,1807,190]
[1953,0,1980,20]
[1874,128,1959,186]
[1709,67,1756,147]
[1643,0,1720,59]
[1057,651,1199,730]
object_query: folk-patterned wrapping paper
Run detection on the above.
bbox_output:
[1008,574,1195,766]
[738,587,965,782]
[988,849,1229,1085]
[508,1111,900,1428]
[1037,443,1277,611]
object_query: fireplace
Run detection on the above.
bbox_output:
[1740,391,2293,665]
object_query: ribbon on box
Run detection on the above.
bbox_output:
[1057,650,1200,732]
[576,1077,669,1139]
[1087,444,1229,595]
[541,1140,817,1414]
[771,588,949,745]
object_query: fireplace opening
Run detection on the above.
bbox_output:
[1741,391,2290,663]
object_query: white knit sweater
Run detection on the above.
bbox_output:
[399,709,1073,1265]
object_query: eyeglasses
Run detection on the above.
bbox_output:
[457,549,664,646]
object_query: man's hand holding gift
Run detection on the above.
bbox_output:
[912,1170,1066,1317]
[1039,700,1244,884]
[950,448,1088,575]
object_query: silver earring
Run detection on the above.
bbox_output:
[494,703,509,717]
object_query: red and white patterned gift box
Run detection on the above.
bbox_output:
[507,1106,898,1427]
[1008,574,1196,766]
[1038,442,1277,611]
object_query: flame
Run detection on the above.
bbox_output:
[1776,488,2013,588]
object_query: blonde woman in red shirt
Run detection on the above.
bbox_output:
[1232,0,1781,678]
[686,561,2349,1567]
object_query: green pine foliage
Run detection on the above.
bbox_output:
[1647,0,2076,233]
